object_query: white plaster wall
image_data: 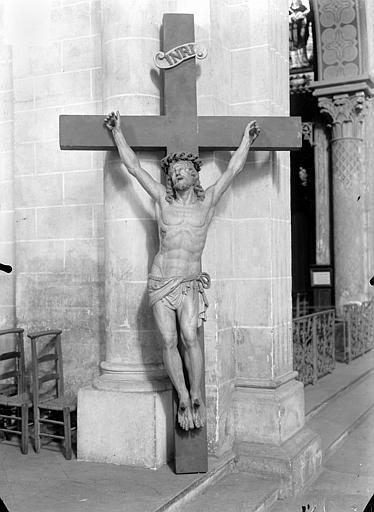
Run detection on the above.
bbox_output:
[0,0,15,328]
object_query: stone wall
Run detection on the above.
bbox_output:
[100,0,169,392]
[7,0,105,391]
[0,0,15,329]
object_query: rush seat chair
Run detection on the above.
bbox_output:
[0,328,32,454]
[28,330,77,460]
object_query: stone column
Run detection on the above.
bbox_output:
[0,2,15,328]
[98,1,169,390]
[364,98,374,288]
[318,92,368,312]
[222,0,321,496]
[78,0,174,469]
[314,123,330,266]
[312,122,333,309]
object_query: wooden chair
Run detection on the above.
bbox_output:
[28,330,77,460]
[0,328,32,454]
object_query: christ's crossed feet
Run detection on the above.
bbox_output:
[177,397,206,430]
[191,397,206,429]
[178,400,194,431]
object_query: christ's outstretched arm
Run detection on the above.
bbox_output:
[206,120,260,206]
[104,111,165,202]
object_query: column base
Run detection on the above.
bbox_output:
[234,379,305,445]
[235,427,322,498]
[77,380,173,468]
[234,378,322,497]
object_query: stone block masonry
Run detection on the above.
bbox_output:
[0,0,15,328]
[9,0,105,392]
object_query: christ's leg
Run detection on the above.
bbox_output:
[152,301,194,431]
[177,289,206,429]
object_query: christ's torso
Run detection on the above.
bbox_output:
[150,195,214,277]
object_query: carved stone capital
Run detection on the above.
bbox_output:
[318,92,367,140]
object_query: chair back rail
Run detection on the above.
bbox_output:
[0,328,24,336]
[38,354,58,363]
[28,329,62,339]
[0,351,21,361]
[0,370,20,381]
[39,373,60,385]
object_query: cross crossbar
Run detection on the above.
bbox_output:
[60,115,301,152]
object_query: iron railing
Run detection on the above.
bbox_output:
[293,309,335,385]
[292,292,310,318]
[342,301,374,363]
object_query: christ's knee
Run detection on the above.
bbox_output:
[181,330,198,351]
[162,334,178,352]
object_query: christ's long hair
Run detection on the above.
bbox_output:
[160,152,205,203]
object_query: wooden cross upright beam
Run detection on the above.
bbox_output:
[59,13,302,475]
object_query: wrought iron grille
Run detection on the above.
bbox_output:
[343,301,374,363]
[293,309,335,385]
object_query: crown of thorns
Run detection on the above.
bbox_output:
[160,152,202,174]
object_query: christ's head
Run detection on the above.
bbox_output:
[169,160,197,191]
[161,152,205,203]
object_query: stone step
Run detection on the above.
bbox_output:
[305,350,374,421]
[306,368,374,460]
[154,453,236,512]
[176,472,280,512]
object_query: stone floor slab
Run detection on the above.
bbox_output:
[180,472,280,512]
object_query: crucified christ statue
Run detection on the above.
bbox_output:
[104,111,260,431]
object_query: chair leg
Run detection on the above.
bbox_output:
[21,405,28,455]
[63,407,72,460]
[34,406,40,453]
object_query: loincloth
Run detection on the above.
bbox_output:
[148,272,211,323]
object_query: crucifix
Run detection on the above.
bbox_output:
[60,13,301,474]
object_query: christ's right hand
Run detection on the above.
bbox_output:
[104,111,121,131]
[245,120,260,143]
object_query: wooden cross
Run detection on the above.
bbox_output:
[59,13,302,474]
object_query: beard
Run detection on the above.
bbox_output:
[173,179,192,191]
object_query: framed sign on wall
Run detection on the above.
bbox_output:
[310,265,333,288]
